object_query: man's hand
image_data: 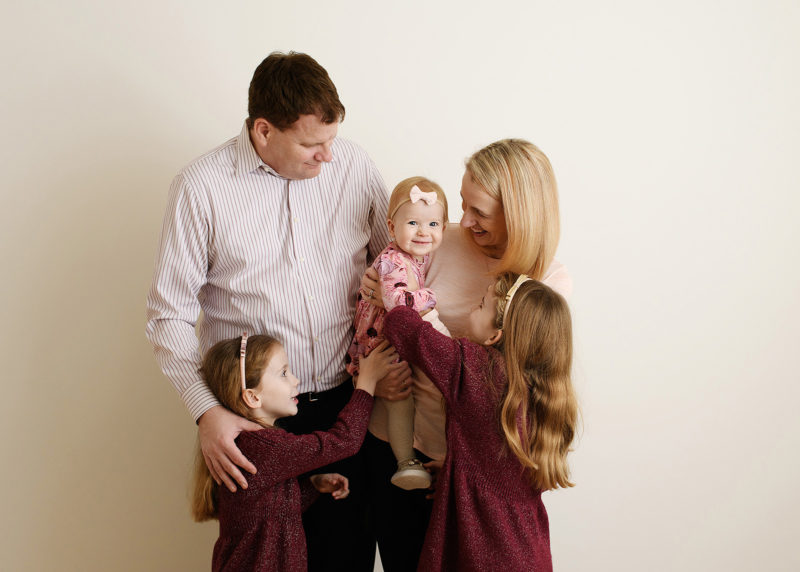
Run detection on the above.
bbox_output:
[374,360,412,401]
[310,473,351,500]
[359,267,384,309]
[198,405,262,492]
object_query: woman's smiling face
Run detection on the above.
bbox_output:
[459,171,507,258]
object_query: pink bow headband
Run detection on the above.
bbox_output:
[409,185,438,206]
[388,185,443,219]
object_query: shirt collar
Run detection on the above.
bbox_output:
[234,121,281,178]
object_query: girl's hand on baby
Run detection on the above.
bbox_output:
[373,360,412,401]
[310,473,350,500]
[357,341,398,395]
[359,267,385,309]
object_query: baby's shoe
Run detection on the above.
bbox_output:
[390,458,432,490]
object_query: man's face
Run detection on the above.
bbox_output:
[254,114,338,180]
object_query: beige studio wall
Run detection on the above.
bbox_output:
[2,1,799,570]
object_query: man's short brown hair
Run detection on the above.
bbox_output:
[247,51,345,130]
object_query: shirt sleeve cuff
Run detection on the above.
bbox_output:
[183,380,222,423]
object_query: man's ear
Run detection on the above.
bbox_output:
[250,118,272,146]
[241,388,261,409]
[484,329,503,346]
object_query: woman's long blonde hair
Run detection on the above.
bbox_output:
[491,274,577,491]
[466,139,560,279]
[190,334,281,522]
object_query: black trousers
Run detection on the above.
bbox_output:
[363,432,434,572]
[280,383,376,572]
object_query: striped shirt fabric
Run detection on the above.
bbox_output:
[146,123,390,421]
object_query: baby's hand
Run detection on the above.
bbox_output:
[310,473,350,500]
[357,341,398,395]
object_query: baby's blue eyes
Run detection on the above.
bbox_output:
[406,221,440,227]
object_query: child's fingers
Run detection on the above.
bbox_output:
[333,480,350,499]
[330,474,350,499]
[371,340,397,359]
[422,459,443,473]
[422,460,442,499]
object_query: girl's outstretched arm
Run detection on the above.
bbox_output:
[239,390,374,486]
[239,345,393,487]
[383,306,461,394]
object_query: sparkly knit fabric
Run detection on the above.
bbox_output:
[211,390,374,572]
[384,307,553,572]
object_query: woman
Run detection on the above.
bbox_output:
[362,139,572,571]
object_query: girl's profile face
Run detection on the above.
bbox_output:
[387,200,445,260]
[468,283,501,345]
[459,171,508,258]
[250,345,301,425]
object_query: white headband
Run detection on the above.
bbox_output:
[503,274,532,325]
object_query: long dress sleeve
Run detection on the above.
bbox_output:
[239,389,374,486]
[383,306,462,394]
[299,479,320,512]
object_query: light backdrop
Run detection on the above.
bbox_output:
[2,1,799,570]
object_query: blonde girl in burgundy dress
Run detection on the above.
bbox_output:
[384,275,578,571]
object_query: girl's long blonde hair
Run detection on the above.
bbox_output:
[492,274,577,491]
[190,334,281,522]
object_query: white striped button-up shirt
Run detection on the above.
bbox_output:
[146,123,390,421]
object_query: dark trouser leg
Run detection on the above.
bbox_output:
[280,383,376,572]
[363,432,434,572]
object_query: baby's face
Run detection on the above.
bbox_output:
[388,201,445,260]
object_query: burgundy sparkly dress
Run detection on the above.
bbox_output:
[211,390,373,572]
[384,306,553,572]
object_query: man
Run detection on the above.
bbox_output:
[146,51,410,571]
